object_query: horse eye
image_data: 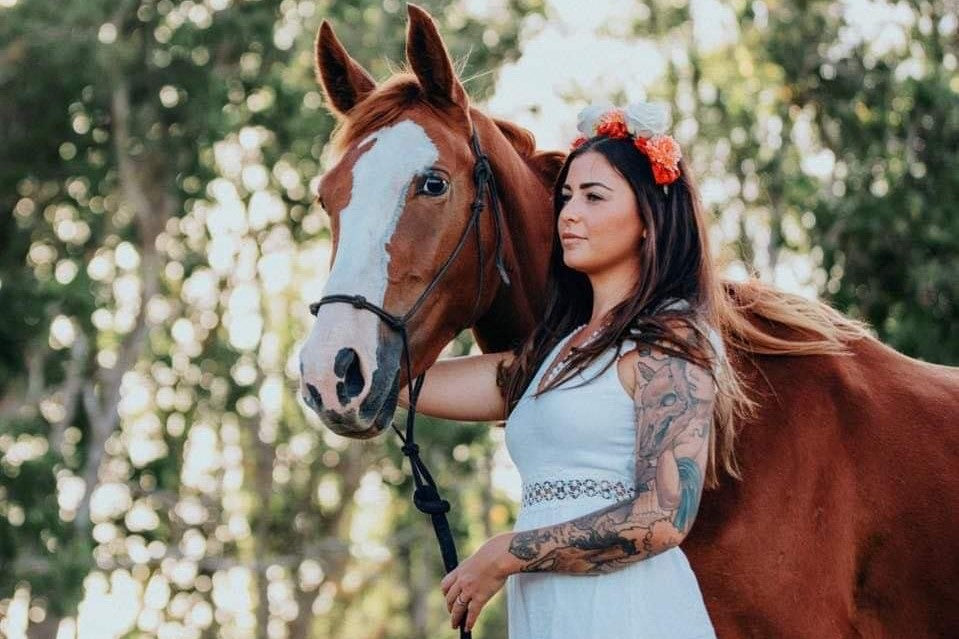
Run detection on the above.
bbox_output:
[420,175,449,197]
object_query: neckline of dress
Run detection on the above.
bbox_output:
[532,298,690,396]
[535,323,608,395]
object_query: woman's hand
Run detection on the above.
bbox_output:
[439,532,516,632]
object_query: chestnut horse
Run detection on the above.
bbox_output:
[299,5,959,637]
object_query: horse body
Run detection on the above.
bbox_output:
[688,313,959,637]
[302,5,959,636]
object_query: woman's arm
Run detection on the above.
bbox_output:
[397,351,515,422]
[496,327,714,576]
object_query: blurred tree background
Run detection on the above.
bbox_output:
[0,0,955,637]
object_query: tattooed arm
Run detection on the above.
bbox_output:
[498,331,715,576]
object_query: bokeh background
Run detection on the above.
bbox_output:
[0,0,956,637]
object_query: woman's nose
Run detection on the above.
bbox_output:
[560,201,580,221]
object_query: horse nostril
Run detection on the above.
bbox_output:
[306,383,323,410]
[334,347,365,406]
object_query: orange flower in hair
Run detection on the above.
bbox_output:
[595,109,629,138]
[570,134,589,149]
[636,134,682,185]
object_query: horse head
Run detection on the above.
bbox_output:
[299,4,561,438]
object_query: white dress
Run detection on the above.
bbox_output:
[504,305,723,638]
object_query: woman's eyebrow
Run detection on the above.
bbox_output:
[562,181,613,191]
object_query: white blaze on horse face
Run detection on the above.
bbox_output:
[301,119,439,415]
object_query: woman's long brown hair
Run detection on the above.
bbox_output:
[496,134,754,489]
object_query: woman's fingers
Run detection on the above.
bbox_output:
[451,596,470,629]
[445,584,463,613]
[464,600,483,632]
[450,593,487,631]
[439,568,456,594]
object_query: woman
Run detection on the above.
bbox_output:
[400,101,744,638]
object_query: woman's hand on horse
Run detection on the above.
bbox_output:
[440,532,516,632]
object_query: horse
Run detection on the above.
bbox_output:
[298,4,959,637]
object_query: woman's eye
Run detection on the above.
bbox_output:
[560,192,601,203]
[419,175,449,196]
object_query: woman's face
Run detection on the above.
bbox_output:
[557,151,645,277]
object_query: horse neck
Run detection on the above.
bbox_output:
[469,112,554,352]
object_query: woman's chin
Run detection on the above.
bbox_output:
[563,255,590,272]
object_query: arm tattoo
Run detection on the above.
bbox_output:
[508,336,714,575]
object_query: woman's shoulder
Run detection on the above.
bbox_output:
[620,297,692,339]
[620,297,724,367]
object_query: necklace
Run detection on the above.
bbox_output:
[539,322,606,390]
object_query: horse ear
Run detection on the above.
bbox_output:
[405,3,470,117]
[529,150,567,187]
[315,20,377,118]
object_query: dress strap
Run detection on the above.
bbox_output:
[615,318,725,375]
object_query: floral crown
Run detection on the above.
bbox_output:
[570,101,682,193]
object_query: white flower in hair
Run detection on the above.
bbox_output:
[576,103,614,136]
[624,101,670,138]
[574,101,671,138]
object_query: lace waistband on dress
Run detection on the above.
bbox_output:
[521,477,636,508]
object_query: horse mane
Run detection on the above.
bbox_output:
[719,278,874,359]
[328,74,426,153]
[489,117,537,158]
